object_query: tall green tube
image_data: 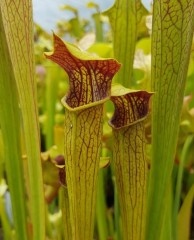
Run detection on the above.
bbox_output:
[109,85,152,240]
[46,34,120,239]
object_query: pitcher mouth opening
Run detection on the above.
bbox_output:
[61,95,109,112]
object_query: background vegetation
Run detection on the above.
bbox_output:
[0,0,194,240]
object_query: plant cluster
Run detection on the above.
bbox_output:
[0,1,194,240]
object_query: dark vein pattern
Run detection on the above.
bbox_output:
[147,1,194,239]
[46,34,121,239]
[110,91,152,129]
[110,90,151,240]
[46,34,120,108]
[64,105,103,240]
[113,123,147,240]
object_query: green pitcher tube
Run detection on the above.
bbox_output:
[109,85,152,240]
[45,34,120,240]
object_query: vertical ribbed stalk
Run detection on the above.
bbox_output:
[96,170,108,240]
[112,123,147,240]
[104,0,147,87]
[63,104,103,239]
[147,1,194,240]
[173,136,194,240]
[45,65,60,149]
[114,185,122,240]
[1,1,46,239]
[178,184,194,240]
[0,9,28,240]
[92,13,104,42]
[109,85,152,240]
[59,187,71,240]
[45,34,120,240]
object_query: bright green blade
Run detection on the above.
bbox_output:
[96,170,109,240]
[104,0,148,87]
[178,184,194,240]
[0,1,45,240]
[146,1,194,240]
[173,136,194,239]
[0,9,28,240]
[92,13,104,42]
[45,64,61,149]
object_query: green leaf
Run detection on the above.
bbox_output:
[86,2,103,41]
[45,63,62,149]
[59,187,72,240]
[96,170,109,240]
[0,10,28,240]
[69,18,83,39]
[146,1,194,240]
[92,13,104,42]
[104,0,148,87]
[136,38,151,55]
[0,132,4,180]
[160,183,173,240]
[109,84,152,240]
[46,34,120,240]
[88,43,113,58]
[178,184,194,240]
[1,1,46,239]
[172,136,194,239]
